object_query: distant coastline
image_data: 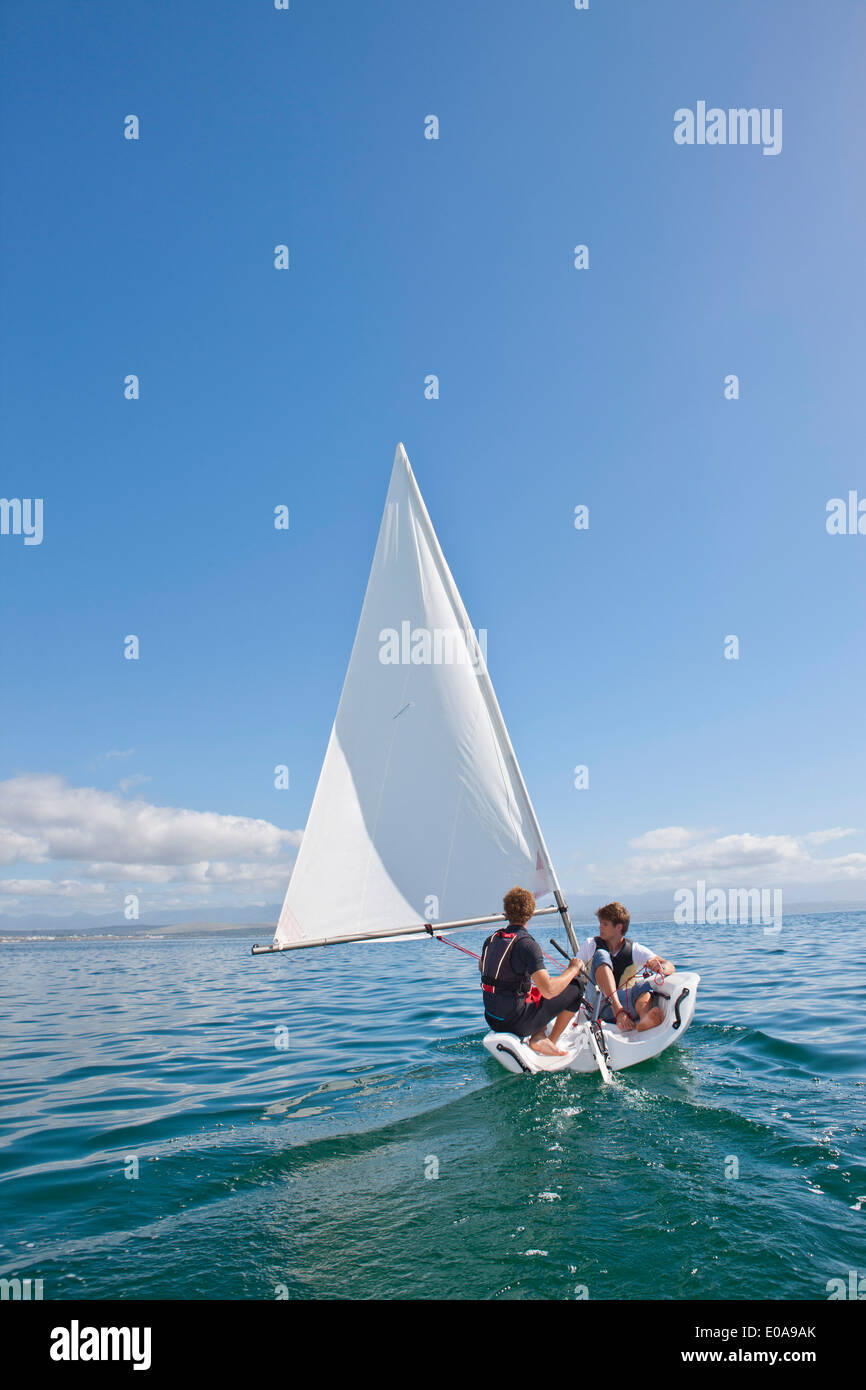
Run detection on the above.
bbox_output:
[2,902,864,945]
[0,921,268,943]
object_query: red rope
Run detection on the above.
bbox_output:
[429,928,559,966]
[430,932,480,960]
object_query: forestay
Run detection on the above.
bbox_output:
[272,444,558,950]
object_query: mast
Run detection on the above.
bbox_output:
[474,650,577,954]
[478,708,578,957]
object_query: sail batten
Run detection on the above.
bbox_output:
[273,444,559,951]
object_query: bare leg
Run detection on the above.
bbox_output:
[549,1010,577,1045]
[528,1031,567,1056]
[595,963,617,999]
[529,1009,577,1056]
[634,994,664,1031]
[596,965,637,1029]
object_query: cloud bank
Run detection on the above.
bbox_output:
[0,774,301,915]
[588,825,865,892]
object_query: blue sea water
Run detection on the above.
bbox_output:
[0,912,864,1301]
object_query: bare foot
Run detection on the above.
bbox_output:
[636,1007,664,1032]
[529,1036,567,1057]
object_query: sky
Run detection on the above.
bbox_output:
[1,0,865,924]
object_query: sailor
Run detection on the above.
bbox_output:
[579,901,673,1032]
[480,886,585,1057]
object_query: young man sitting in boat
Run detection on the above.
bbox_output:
[480,886,586,1057]
[579,901,674,1032]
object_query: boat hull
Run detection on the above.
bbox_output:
[482,970,701,1075]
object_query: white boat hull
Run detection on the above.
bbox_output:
[482,970,701,1075]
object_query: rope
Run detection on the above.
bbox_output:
[425,923,560,965]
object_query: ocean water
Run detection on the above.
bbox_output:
[0,913,864,1302]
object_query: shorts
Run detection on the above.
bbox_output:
[587,947,656,1022]
[597,980,656,1023]
[484,980,585,1037]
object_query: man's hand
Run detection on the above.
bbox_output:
[533,959,584,1000]
[646,955,673,977]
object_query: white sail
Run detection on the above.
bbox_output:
[273,444,557,949]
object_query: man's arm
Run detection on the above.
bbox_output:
[531,960,584,1000]
[646,955,674,976]
[634,943,674,977]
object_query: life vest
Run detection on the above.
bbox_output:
[595,934,634,987]
[480,927,533,1000]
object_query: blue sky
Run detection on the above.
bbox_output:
[1,0,864,920]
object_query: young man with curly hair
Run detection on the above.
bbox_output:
[480,885,586,1057]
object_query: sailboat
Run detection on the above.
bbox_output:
[252,445,699,1079]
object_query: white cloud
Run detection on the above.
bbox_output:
[0,878,112,903]
[0,829,50,865]
[826,853,866,878]
[587,827,866,892]
[79,860,293,887]
[628,827,703,851]
[802,828,857,846]
[628,832,802,880]
[118,773,152,794]
[0,774,303,916]
[0,774,300,866]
